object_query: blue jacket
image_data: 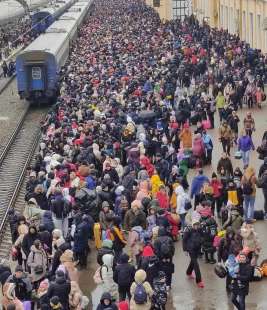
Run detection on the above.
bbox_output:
[238,136,254,152]
[190,175,209,198]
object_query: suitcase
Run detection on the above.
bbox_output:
[93,223,102,249]
[254,210,265,220]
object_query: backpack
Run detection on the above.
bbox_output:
[242,177,253,195]
[184,197,192,211]
[160,238,172,256]
[134,283,148,304]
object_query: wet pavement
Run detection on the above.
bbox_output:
[78,103,267,309]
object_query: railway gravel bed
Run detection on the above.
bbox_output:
[0,107,48,259]
[0,79,28,155]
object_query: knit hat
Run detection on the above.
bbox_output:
[50,296,62,309]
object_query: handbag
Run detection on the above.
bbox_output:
[234,151,242,159]
[93,266,104,285]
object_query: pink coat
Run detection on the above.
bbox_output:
[192,137,205,157]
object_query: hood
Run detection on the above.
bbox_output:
[60,249,74,263]
[134,269,147,283]
[102,239,113,249]
[158,226,166,237]
[100,292,112,303]
[102,254,114,268]
[132,226,143,234]
[142,245,155,257]
[119,253,129,264]
[175,185,184,195]
[30,245,42,253]
[28,198,38,207]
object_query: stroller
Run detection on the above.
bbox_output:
[151,271,168,310]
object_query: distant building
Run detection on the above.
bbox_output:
[145,0,267,53]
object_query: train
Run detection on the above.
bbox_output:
[31,0,76,33]
[0,0,48,26]
[16,0,93,102]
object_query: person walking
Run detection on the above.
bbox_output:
[241,167,257,221]
[238,130,255,169]
[183,219,204,288]
[219,121,233,156]
[216,91,225,122]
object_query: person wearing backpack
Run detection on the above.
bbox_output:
[241,167,257,221]
[182,219,204,288]
[130,269,153,310]
[113,253,136,301]
[128,219,145,266]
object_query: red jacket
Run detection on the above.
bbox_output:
[156,191,169,209]
[210,179,223,198]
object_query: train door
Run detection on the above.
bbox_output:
[27,65,46,92]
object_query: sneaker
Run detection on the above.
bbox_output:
[197,281,205,288]
[187,273,195,279]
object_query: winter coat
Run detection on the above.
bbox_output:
[230,262,253,296]
[130,270,153,310]
[96,292,118,310]
[2,283,24,310]
[47,275,71,309]
[99,210,115,230]
[128,226,143,256]
[165,212,179,238]
[210,179,223,198]
[27,245,48,282]
[69,281,83,310]
[51,193,69,219]
[156,191,169,209]
[124,209,146,231]
[219,125,232,140]
[179,129,192,149]
[21,226,40,257]
[183,227,202,255]
[190,175,209,198]
[60,250,79,282]
[223,209,243,233]
[150,174,164,197]
[238,136,254,152]
[153,228,175,259]
[192,135,205,157]
[175,185,188,215]
[73,217,93,253]
[110,226,127,253]
[217,158,233,177]
[51,241,71,274]
[41,211,55,232]
[240,224,260,252]
[0,264,11,286]
[23,198,44,226]
[100,254,118,301]
[113,255,135,288]
[6,274,32,301]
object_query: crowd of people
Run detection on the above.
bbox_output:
[1,0,267,309]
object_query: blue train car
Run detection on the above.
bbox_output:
[16,0,92,102]
[31,0,76,33]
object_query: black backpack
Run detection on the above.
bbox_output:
[160,238,172,257]
[134,283,148,304]
[243,177,253,195]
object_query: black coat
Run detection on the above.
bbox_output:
[154,235,175,259]
[51,242,71,274]
[231,262,253,296]
[0,265,11,285]
[22,229,40,257]
[113,263,135,287]
[47,276,71,309]
[183,228,202,255]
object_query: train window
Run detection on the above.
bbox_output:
[32,67,42,80]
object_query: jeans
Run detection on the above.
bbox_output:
[218,108,223,122]
[241,150,250,167]
[231,293,246,310]
[179,213,186,231]
[243,195,255,220]
[186,253,202,283]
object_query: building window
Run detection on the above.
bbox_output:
[250,13,254,46]
[172,0,190,20]
[257,14,261,49]
[243,11,246,41]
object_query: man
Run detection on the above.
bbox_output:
[227,110,240,144]
[190,169,209,206]
[183,219,204,288]
[243,112,255,137]
[202,130,213,165]
[219,121,232,156]
[7,265,32,301]
[124,200,146,231]
[217,153,234,178]
[215,91,225,122]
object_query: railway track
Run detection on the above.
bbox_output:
[0,106,48,259]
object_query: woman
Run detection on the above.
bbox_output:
[175,185,189,232]
[210,173,223,218]
[100,254,118,301]
[59,249,79,282]
[238,130,255,168]
[241,167,257,221]
[27,239,48,289]
[229,252,253,310]
[130,269,154,310]
[179,124,192,149]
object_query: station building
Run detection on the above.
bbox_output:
[145,0,267,53]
